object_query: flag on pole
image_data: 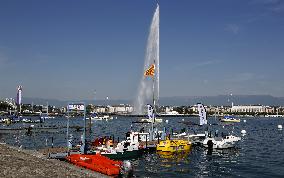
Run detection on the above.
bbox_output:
[147,104,154,119]
[144,64,155,77]
[197,103,207,125]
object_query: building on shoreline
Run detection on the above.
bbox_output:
[90,104,134,114]
[230,105,274,114]
[1,99,284,116]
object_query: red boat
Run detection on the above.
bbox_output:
[66,154,122,176]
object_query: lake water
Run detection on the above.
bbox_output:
[0,116,283,177]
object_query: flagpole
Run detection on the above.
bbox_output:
[151,60,156,141]
[153,60,156,111]
[144,63,156,141]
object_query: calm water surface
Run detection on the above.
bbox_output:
[0,116,283,177]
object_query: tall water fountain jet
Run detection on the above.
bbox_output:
[134,4,159,114]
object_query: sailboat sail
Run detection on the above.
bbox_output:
[197,103,207,125]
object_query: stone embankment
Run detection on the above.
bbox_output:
[0,143,108,178]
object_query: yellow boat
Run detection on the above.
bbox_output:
[156,139,191,153]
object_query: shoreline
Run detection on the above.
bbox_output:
[0,143,109,178]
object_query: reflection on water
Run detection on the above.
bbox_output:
[1,116,284,177]
[157,150,191,160]
[158,150,191,175]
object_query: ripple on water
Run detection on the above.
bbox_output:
[1,117,284,177]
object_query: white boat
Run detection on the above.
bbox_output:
[40,115,55,120]
[93,115,113,121]
[87,113,113,121]
[140,117,163,123]
[265,114,283,118]
[173,132,187,137]
[160,111,183,116]
[186,133,206,145]
[220,116,240,123]
[203,134,241,149]
[91,132,143,160]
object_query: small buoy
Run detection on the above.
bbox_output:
[244,120,246,123]
[182,118,184,121]
[166,120,169,124]
[122,160,132,173]
[278,125,282,129]
[241,130,246,134]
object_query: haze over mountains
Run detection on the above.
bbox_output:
[22,95,284,107]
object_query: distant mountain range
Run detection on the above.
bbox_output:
[159,95,284,106]
[22,95,284,107]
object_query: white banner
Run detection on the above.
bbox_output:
[197,103,207,125]
[68,104,85,111]
[147,104,154,119]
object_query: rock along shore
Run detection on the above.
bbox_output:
[0,143,109,178]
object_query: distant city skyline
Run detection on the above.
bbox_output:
[0,0,284,101]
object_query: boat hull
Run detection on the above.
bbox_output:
[156,140,191,152]
[220,119,240,123]
[140,118,163,123]
[203,136,241,149]
[66,154,122,176]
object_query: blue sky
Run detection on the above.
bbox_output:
[0,0,284,101]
